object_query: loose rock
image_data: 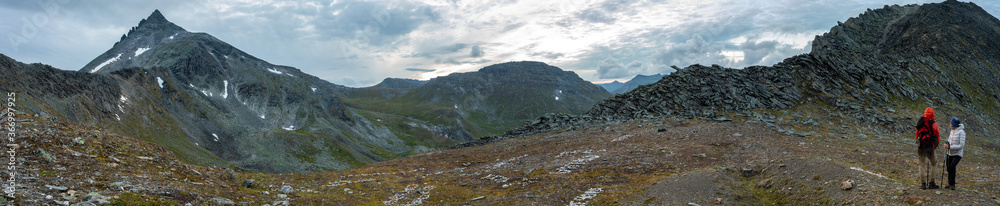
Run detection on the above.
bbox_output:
[841,180,854,190]
[242,179,257,188]
[210,197,235,205]
[757,178,772,189]
[45,185,68,191]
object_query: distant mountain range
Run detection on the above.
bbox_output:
[597,73,668,94]
[370,78,427,89]
[0,10,610,173]
[340,61,611,139]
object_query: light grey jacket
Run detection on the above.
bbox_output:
[948,124,966,157]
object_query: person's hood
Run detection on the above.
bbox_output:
[924,107,935,121]
[956,123,965,131]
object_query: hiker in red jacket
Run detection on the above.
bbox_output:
[915,107,941,189]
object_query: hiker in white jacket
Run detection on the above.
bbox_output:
[943,117,965,190]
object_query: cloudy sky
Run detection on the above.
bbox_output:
[2,0,998,87]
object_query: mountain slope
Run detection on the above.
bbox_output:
[582,0,1000,134]
[341,61,612,139]
[5,10,460,173]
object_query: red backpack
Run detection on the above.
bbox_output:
[915,117,938,153]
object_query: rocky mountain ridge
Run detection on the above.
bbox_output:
[5,10,443,173]
[486,0,1000,144]
[4,11,613,173]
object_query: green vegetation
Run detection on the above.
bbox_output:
[109,193,179,206]
[728,176,831,205]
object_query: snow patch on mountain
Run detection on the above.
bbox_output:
[311,87,317,92]
[267,68,283,75]
[91,53,122,73]
[283,125,296,131]
[212,133,219,142]
[221,80,229,99]
[134,47,150,57]
[157,77,164,88]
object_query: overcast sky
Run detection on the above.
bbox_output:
[2,0,998,87]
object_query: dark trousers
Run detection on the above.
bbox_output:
[946,155,962,186]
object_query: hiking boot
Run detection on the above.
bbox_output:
[920,183,927,190]
[928,182,940,189]
[945,185,956,190]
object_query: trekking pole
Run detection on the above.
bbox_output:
[940,150,947,185]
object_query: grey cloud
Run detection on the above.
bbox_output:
[470,45,483,58]
[405,43,467,58]
[739,40,779,65]
[437,57,490,65]
[652,34,729,68]
[405,68,435,72]
[597,56,630,79]
[531,51,564,60]
[574,0,641,24]
[313,1,440,46]
[626,61,642,70]
[738,40,810,66]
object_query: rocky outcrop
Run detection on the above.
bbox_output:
[592,0,1000,125]
[588,64,802,119]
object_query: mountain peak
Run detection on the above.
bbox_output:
[146,9,167,23]
[128,9,185,37]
